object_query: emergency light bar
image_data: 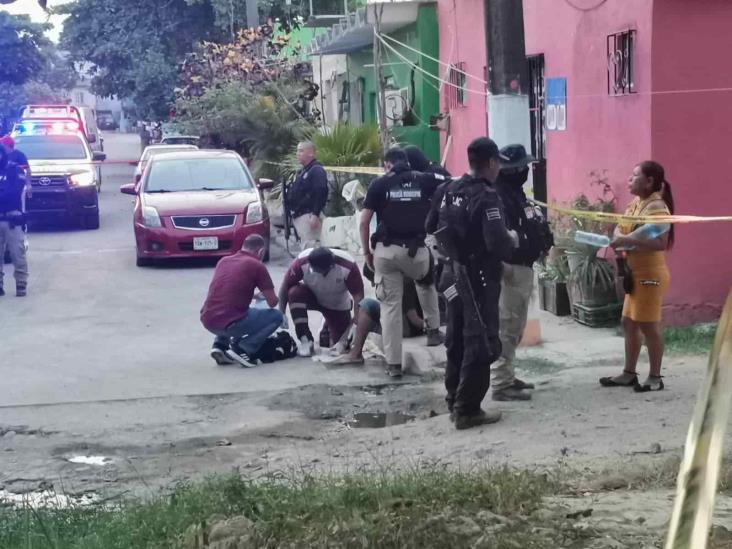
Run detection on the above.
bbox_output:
[11,118,81,136]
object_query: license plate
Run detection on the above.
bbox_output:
[193,236,218,251]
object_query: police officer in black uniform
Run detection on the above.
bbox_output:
[0,146,29,297]
[426,137,517,430]
[360,147,443,378]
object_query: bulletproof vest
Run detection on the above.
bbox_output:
[379,169,430,241]
[436,177,489,263]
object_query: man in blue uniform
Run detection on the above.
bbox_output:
[288,141,328,250]
[0,146,29,296]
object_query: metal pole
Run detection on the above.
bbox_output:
[246,0,258,29]
[373,4,389,153]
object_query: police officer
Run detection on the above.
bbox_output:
[360,147,443,378]
[404,145,452,178]
[288,141,329,250]
[426,137,517,430]
[0,146,29,297]
[492,144,554,401]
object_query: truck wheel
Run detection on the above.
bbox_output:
[82,212,100,230]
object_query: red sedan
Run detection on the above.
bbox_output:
[120,150,272,267]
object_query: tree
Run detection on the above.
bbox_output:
[0,13,75,133]
[0,12,50,85]
[57,0,224,118]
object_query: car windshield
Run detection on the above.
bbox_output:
[145,157,252,192]
[14,135,88,160]
[141,146,196,162]
[163,137,198,145]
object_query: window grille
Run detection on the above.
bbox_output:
[607,30,636,95]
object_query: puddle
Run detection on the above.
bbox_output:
[360,384,401,396]
[348,412,415,428]
[0,490,98,509]
[68,455,111,466]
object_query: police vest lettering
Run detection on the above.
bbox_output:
[380,171,430,241]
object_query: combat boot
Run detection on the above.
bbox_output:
[492,387,532,401]
[426,328,444,346]
[454,409,502,430]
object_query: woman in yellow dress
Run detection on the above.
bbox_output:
[599,161,675,392]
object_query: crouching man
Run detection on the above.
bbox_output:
[279,247,364,357]
[200,234,284,368]
[333,269,425,365]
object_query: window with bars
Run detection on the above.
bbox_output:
[447,63,467,108]
[607,30,636,95]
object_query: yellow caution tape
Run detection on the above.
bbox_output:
[283,164,732,224]
[323,165,385,176]
[666,290,732,549]
[530,199,732,225]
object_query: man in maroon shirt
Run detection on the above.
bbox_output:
[201,234,284,367]
[278,247,364,357]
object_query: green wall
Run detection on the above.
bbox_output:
[347,5,440,161]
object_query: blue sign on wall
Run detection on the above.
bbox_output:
[546,77,567,131]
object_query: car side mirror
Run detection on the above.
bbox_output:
[120,183,137,195]
[134,174,142,184]
[87,134,97,144]
[257,178,274,191]
[93,151,106,162]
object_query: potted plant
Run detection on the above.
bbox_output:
[536,248,571,316]
[560,171,621,323]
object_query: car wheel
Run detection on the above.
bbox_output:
[263,240,271,263]
[81,212,100,230]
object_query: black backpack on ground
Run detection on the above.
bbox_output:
[249,331,298,364]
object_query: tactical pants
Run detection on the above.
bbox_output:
[373,243,440,366]
[0,215,28,290]
[443,270,501,415]
[491,263,535,391]
[293,213,323,251]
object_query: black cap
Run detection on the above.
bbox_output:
[467,137,511,169]
[309,247,335,272]
[499,144,535,170]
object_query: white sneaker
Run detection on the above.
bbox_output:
[210,347,236,366]
[297,336,314,357]
[224,348,257,368]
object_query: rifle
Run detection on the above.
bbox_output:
[433,226,491,346]
[281,176,299,257]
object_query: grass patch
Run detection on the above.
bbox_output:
[0,468,557,549]
[663,323,717,355]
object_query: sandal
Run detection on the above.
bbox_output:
[599,370,639,387]
[634,375,664,393]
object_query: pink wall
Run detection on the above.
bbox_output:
[437,0,488,175]
[523,0,653,206]
[522,0,731,323]
[651,0,732,323]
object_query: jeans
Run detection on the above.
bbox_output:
[208,308,284,355]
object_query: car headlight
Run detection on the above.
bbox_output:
[142,206,162,228]
[69,171,96,187]
[245,202,263,224]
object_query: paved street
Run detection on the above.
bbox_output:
[1,133,380,408]
[0,133,712,505]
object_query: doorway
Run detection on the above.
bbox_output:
[527,54,547,207]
